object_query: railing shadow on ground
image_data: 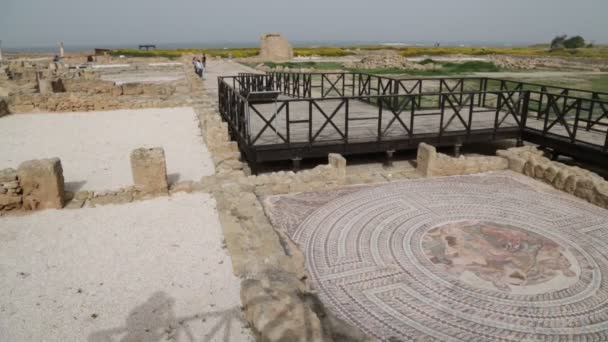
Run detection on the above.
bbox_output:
[87,292,247,342]
[87,289,329,342]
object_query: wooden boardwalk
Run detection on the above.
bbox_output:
[220,73,608,168]
[524,113,608,148]
[248,98,519,146]
[246,99,607,149]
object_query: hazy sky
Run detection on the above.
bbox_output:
[1,0,606,48]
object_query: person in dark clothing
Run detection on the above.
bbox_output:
[202,54,207,68]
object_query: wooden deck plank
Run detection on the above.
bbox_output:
[247,99,520,146]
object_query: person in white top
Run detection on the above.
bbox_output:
[195,59,204,78]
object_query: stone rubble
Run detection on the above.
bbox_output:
[489,55,607,71]
[344,53,441,71]
[0,168,22,211]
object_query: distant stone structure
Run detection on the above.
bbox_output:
[59,41,65,58]
[259,33,293,62]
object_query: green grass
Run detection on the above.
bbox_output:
[591,75,608,93]
[110,47,352,59]
[348,60,501,76]
[263,61,344,70]
[293,47,354,57]
[257,59,501,75]
[109,45,608,59]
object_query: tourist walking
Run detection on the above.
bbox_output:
[192,57,197,74]
[195,59,204,78]
[202,54,207,69]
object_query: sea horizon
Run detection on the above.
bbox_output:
[1,40,550,54]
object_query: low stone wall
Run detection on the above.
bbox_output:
[416,143,509,177]
[497,146,608,209]
[7,85,182,113]
[184,62,371,341]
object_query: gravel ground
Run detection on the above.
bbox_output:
[0,193,252,342]
[0,107,214,192]
[101,72,185,85]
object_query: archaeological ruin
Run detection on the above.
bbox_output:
[1,44,608,342]
[258,33,294,62]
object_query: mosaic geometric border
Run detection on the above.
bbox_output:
[264,172,608,341]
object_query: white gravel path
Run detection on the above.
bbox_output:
[102,74,185,85]
[0,107,214,192]
[0,193,252,342]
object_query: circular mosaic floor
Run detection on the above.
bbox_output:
[287,175,608,341]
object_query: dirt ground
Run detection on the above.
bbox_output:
[0,193,252,342]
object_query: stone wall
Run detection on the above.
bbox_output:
[416,143,509,177]
[0,168,22,211]
[259,33,294,62]
[497,146,608,209]
[6,81,181,113]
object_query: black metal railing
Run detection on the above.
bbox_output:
[218,72,608,168]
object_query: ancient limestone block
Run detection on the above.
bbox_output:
[563,174,579,195]
[543,166,559,184]
[130,147,168,194]
[122,83,144,96]
[507,145,542,156]
[18,158,65,210]
[553,169,571,190]
[2,181,19,189]
[416,143,437,177]
[574,178,597,202]
[111,86,123,96]
[592,185,608,209]
[328,153,347,180]
[523,160,537,177]
[0,99,9,117]
[0,193,21,210]
[37,78,52,95]
[0,168,18,183]
[534,163,547,179]
[497,150,526,173]
[259,33,294,62]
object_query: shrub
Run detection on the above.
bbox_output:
[564,36,586,49]
[293,47,353,57]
